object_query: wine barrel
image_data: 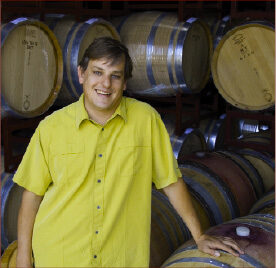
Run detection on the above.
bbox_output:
[238,130,272,146]
[215,150,264,199]
[250,190,275,215]
[170,128,207,163]
[45,15,120,105]
[1,18,63,118]
[180,151,257,216]
[1,240,34,268]
[1,241,18,268]
[236,119,270,136]
[1,173,24,251]
[150,187,212,267]
[198,115,226,150]
[116,11,212,96]
[202,15,231,49]
[162,214,275,267]
[150,189,191,267]
[211,21,275,110]
[237,149,275,192]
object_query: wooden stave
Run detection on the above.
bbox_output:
[1,17,63,118]
[162,214,275,268]
[180,152,258,217]
[211,22,275,111]
[117,12,213,96]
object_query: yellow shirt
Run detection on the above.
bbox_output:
[13,95,181,267]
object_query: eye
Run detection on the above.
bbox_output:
[93,71,102,76]
[112,74,121,80]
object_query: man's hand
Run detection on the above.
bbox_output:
[195,233,244,257]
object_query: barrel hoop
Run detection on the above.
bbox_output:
[237,149,275,169]
[209,119,223,150]
[180,162,239,218]
[229,219,275,233]
[152,190,188,239]
[203,119,214,145]
[46,14,65,31]
[214,152,258,200]
[253,200,275,213]
[116,14,132,34]
[1,174,15,249]
[146,13,167,87]
[1,17,29,44]
[183,175,223,224]
[165,256,235,268]
[170,128,194,159]
[1,95,20,117]
[63,21,80,99]
[71,18,100,97]
[167,21,181,94]
[217,150,265,197]
[152,191,187,250]
[167,245,265,268]
[239,254,266,268]
[213,15,230,48]
[151,207,175,252]
[175,19,198,94]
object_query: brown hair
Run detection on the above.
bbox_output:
[79,37,133,80]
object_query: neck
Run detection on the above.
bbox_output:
[87,109,113,126]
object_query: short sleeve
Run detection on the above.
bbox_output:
[151,112,182,189]
[13,122,52,196]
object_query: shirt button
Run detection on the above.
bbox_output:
[102,128,104,131]
[95,231,99,234]
[94,255,97,259]
[97,179,101,183]
[97,205,101,209]
[99,154,102,157]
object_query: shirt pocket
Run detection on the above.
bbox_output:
[118,146,134,177]
[50,143,85,185]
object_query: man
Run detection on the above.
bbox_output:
[15,37,243,267]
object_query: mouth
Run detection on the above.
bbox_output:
[95,89,112,96]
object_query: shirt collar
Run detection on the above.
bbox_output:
[76,94,127,128]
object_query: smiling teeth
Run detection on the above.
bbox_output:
[97,89,111,95]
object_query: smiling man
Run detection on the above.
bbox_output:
[14,37,243,267]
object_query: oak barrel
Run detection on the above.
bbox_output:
[115,12,212,96]
[180,151,257,217]
[1,18,63,117]
[170,128,207,163]
[150,189,191,267]
[237,149,275,192]
[45,15,120,105]
[250,190,275,215]
[162,214,275,267]
[211,21,275,110]
[198,115,226,150]
[1,173,24,251]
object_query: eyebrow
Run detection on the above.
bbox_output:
[92,66,123,74]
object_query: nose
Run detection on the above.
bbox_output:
[102,75,111,89]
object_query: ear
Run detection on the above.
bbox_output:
[123,81,127,91]
[78,66,84,84]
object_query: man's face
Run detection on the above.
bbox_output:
[78,57,126,119]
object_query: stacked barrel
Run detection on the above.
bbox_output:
[1,11,275,268]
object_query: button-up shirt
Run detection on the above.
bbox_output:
[13,94,181,267]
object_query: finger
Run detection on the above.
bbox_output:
[212,240,240,257]
[222,239,245,254]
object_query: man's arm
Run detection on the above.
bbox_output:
[17,189,43,267]
[163,178,244,257]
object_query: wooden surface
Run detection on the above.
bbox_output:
[211,23,275,110]
[116,12,212,96]
[1,19,63,117]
